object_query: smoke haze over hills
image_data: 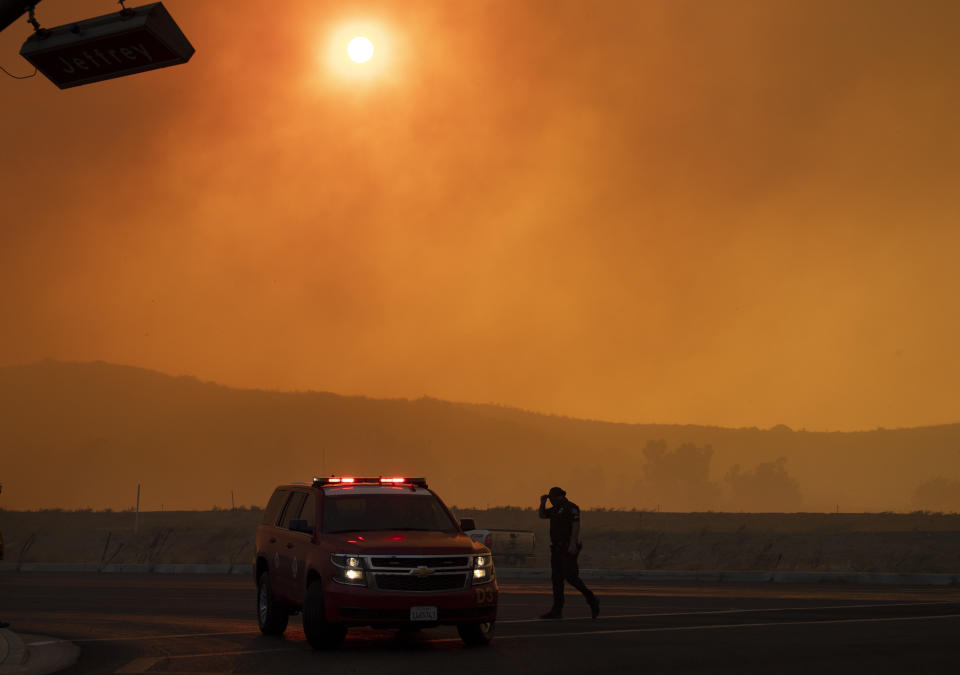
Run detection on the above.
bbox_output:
[1,1,959,433]
[2,361,958,512]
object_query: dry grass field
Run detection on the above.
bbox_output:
[2,508,960,573]
[0,509,262,569]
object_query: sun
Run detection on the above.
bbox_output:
[321,22,395,83]
[347,36,374,64]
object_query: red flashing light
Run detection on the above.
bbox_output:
[314,476,429,488]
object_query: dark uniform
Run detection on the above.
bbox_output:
[539,489,598,618]
[0,483,6,628]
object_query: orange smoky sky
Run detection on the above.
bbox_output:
[1,0,958,432]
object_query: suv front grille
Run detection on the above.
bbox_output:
[373,573,468,592]
[370,556,469,569]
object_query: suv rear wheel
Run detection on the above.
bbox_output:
[457,620,495,646]
[257,571,288,635]
[302,581,347,650]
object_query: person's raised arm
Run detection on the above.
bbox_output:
[538,494,551,518]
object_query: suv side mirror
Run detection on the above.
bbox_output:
[460,518,476,532]
[289,519,313,534]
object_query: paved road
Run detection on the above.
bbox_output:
[2,573,960,674]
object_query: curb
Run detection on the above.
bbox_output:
[0,629,25,668]
[2,562,959,585]
[0,630,78,675]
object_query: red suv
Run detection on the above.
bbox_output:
[254,477,498,649]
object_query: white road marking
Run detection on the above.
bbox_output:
[78,629,258,643]
[490,612,960,641]
[114,656,162,673]
[112,611,960,667]
[163,646,295,659]
[114,646,296,671]
[24,639,66,646]
[87,601,955,644]
[113,647,295,673]
[497,600,955,624]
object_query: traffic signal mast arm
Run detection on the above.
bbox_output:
[0,1,43,35]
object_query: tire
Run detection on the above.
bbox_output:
[302,581,347,650]
[257,571,288,635]
[457,620,495,646]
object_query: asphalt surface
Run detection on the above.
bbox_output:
[2,573,960,674]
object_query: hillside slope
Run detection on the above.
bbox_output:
[1,361,958,511]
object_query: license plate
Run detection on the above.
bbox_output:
[410,606,438,622]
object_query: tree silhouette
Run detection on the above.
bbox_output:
[640,440,721,511]
[910,477,960,512]
[724,457,803,512]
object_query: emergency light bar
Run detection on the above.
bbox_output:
[313,476,428,488]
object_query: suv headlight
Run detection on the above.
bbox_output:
[331,554,366,586]
[472,553,494,584]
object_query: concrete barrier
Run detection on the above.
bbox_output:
[496,568,960,585]
[1,562,957,585]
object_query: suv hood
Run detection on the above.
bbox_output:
[325,530,482,555]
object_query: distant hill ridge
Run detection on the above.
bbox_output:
[1,360,958,512]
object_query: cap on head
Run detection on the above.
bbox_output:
[548,486,566,499]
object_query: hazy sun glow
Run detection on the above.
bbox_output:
[322,20,397,83]
[348,36,374,63]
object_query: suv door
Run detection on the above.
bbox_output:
[285,491,318,603]
[257,488,290,583]
[273,491,308,603]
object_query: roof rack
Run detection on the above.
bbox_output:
[312,476,428,489]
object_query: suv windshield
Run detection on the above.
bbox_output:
[322,493,458,534]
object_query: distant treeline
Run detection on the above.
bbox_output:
[522,439,960,513]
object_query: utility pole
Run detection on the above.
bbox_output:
[134,482,141,535]
[231,490,235,511]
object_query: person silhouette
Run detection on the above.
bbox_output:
[0,483,7,628]
[538,486,599,619]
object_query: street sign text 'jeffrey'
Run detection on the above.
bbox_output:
[20,2,193,89]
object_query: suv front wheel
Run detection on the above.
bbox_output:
[302,581,347,650]
[257,571,289,635]
[457,620,495,646]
